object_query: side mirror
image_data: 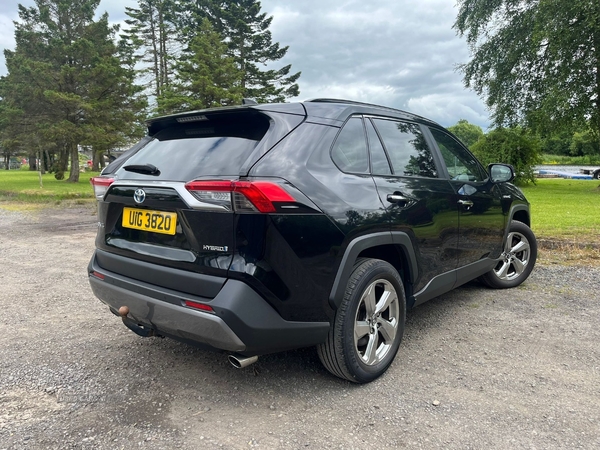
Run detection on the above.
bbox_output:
[488,163,515,183]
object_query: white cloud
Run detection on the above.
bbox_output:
[0,0,490,128]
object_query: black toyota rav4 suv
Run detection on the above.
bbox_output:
[89,99,537,383]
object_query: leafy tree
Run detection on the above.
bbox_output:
[570,130,600,157]
[157,19,243,114]
[454,0,600,148]
[540,130,574,157]
[447,119,484,149]
[471,128,541,185]
[1,0,146,181]
[196,0,301,103]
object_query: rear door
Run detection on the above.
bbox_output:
[367,117,459,293]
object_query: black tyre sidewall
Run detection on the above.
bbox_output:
[338,260,406,383]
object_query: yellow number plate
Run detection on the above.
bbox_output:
[122,207,177,235]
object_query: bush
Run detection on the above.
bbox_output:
[471,128,541,184]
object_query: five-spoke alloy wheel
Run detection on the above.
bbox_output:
[318,259,405,383]
[480,221,537,289]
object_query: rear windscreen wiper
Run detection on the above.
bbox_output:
[123,163,160,176]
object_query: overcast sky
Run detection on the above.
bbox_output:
[0,0,490,129]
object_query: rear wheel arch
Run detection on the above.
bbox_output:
[328,232,417,310]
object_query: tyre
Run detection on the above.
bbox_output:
[317,259,406,383]
[593,169,600,180]
[480,220,537,289]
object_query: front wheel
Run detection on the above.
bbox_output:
[317,259,406,383]
[480,221,537,289]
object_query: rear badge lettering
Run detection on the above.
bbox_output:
[203,245,228,252]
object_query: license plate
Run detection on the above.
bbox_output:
[122,207,177,235]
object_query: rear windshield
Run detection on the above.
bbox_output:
[115,112,269,181]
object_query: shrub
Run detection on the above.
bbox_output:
[471,128,541,184]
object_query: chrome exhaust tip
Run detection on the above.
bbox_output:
[228,354,258,369]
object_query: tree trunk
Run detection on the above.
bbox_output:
[92,148,103,171]
[28,153,37,170]
[44,149,52,173]
[67,143,80,182]
[57,145,69,173]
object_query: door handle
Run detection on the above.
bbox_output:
[387,194,409,205]
[458,199,474,209]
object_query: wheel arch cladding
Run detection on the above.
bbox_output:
[328,232,418,309]
[511,205,531,227]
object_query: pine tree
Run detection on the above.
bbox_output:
[157,19,243,114]
[197,0,301,103]
[123,0,179,100]
[1,0,146,182]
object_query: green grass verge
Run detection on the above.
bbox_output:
[0,170,98,206]
[520,178,600,241]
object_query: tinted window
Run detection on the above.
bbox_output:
[331,117,369,173]
[366,119,391,175]
[102,136,153,175]
[114,116,268,181]
[430,128,487,182]
[372,119,437,178]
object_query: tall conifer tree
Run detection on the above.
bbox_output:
[157,19,243,114]
[1,0,146,181]
[123,0,178,100]
[196,0,301,103]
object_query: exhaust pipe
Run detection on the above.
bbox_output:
[228,354,258,369]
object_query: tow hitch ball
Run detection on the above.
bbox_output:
[118,305,155,338]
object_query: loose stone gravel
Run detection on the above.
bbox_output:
[1,204,599,449]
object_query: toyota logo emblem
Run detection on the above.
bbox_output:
[133,188,146,204]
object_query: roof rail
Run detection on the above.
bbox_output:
[306,98,433,123]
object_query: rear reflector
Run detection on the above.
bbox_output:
[91,271,105,280]
[184,300,214,312]
[185,180,295,213]
[90,177,115,200]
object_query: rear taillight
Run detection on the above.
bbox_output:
[185,180,295,213]
[90,177,114,200]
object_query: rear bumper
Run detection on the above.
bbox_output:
[88,251,330,355]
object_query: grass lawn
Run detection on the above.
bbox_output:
[0,169,98,209]
[520,178,600,242]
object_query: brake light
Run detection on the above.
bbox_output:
[185,180,295,213]
[90,177,114,200]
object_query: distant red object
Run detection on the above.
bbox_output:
[87,160,93,167]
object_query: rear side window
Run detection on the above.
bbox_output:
[115,113,269,181]
[372,119,437,178]
[331,117,369,173]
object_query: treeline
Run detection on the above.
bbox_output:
[448,120,600,184]
[0,0,300,180]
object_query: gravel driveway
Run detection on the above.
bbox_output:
[1,204,599,449]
